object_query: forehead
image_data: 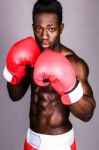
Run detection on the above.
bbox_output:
[33,13,59,26]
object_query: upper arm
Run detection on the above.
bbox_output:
[66,54,93,96]
[66,54,96,121]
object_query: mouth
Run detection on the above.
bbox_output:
[41,44,50,49]
[41,41,51,49]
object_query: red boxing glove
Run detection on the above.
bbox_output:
[34,50,83,105]
[3,37,40,84]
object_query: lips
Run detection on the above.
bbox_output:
[41,42,50,48]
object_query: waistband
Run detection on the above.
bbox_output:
[26,128,75,150]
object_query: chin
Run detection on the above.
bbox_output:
[41,46,52,51]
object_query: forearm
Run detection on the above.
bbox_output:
[69,94,96,122]
[7,76,30,101]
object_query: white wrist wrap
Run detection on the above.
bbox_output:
[61,81,83,105]
[3,66,13,82]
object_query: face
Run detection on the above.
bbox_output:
[33,13,64,51]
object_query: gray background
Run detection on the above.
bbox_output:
[0,0,99,150]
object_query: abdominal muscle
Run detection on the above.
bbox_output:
[29,85,72,135]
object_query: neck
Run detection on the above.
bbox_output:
[52,43,62,52]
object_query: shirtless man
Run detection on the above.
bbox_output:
[3,0,96,150]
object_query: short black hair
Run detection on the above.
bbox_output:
[32,0,63,25]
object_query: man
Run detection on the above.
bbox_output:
[3,0,96,150]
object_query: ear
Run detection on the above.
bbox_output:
[60,23,64,34]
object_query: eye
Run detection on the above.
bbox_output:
[48,27,56,32]
[35,27,42,33]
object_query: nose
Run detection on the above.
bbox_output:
[42,29,48,40]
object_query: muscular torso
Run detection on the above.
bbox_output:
[7,44,95,134]
[30,85,72,134]
[29,45,73,135]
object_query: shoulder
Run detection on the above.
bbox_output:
[61,44,89,81]
[67,54,89,81]
[60,45,89,81]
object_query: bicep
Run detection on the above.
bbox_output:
[67,56,96,121]
[75,59,93,96]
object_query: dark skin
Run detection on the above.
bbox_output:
[7,13,96,135]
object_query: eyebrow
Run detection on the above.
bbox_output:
[34,24,57,28]
[47,24,56,27]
